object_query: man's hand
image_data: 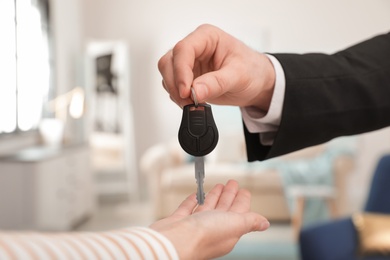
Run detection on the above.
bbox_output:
[158,24,276,112]
[150,180,270,260]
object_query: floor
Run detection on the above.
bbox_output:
[77,199,300,260]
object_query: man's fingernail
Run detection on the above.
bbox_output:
[194,84,208,102]
[260,221,270,230]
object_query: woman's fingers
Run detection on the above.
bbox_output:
[195,180,252,213]
[229,188,252,213]
[194,183,224,213]
[242,212,270,232]
[215,180,240,211]
[173,179,262,219]
[171,193,198,217]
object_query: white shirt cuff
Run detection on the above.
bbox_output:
[240,54,286,145]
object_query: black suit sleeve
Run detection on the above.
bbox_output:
[245,32,390,162]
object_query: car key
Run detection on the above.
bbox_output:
[178,92,219,204]
[194,156,205,204]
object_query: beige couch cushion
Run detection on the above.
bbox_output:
[161,162,282,191]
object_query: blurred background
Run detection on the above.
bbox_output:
[0,0,389,259]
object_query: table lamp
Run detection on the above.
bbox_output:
[39,87,85,146]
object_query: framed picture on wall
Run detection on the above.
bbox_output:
[94,53,121,133]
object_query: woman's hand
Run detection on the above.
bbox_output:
[150,180,270,260]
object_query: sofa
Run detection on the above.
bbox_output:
[299,154,390,260]
[140,131,355,222]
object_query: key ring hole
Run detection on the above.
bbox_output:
[190,106,205,111]
[191,87,199,107]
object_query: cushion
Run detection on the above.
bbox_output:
[353,212,390,256]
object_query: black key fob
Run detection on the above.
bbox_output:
[178,103,219,156]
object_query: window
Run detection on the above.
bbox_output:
[0,0,51,134]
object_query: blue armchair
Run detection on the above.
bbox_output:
[299,154,390,260]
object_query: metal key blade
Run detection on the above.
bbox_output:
[194,156,205,205]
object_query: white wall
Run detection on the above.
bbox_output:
[51,0,84,94]
[50,0,86,143]
[80,0,390,206]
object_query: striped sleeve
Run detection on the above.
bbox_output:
[0,227,179,260]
